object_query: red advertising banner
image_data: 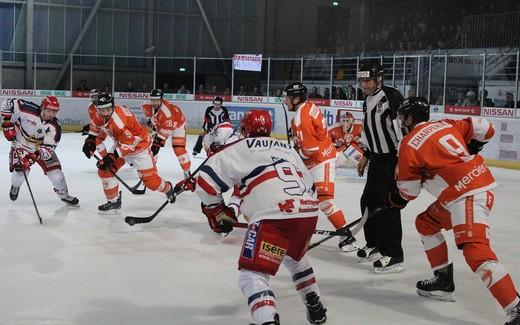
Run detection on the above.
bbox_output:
[482,107,516,118]
[195,94,232,102]
[444,105,481,116]
[308,98,331,106]
[72,91,91,97]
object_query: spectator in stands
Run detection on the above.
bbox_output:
[177,85,190,94]
[323,87,330,99]
[162,83,172,93]
[140,82,149,93]
[463,90,479,106]
[446,88,458,105]
[455,90,466,106]
[504,92,515,108]
[480,89,495,107]
[208,84,218,95]
[346,85,357,100]
[250,85,262,96]
[273,88,283,97]
[332,86,346,100]
[237,85,246,96]
[408,88,417,98]
[125,80,136,92]
[197,84,206,95]
[433,93,444,105]
[76,79,90,91]
[102,82,111,93]
[223,87,231,96]
[308,87,323,99]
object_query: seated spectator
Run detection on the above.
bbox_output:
[162,83,173,93]
[455,90,466,106]
[346,85,357,100]
[102,82,111,93]
[332,86,346,99]
[177,85,191,94]
[308,87,323,99]
[323,87,330,99]
[139,83,149,93]
[250,85,262,96]
[237,85,246,96]
[504,92,515,108]
[125,80,136,92]
[223,87,231,96]
[76,79,90,91]
[208,85,218,95]
[273,88,283,97]
[446,88,458,105]
[480,89,495,107]
[463,90,479,106]
[197,84,206,95]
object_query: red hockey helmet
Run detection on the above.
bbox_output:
[40,96,60,111]
[240,109,272,137]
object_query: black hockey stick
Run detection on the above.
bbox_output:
[124,156,211,226]
[280,99,291,145]
[94,154,146,195]
[307,207,385,251]
[22,169,43,225]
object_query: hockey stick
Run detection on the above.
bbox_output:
[124,156,211,226]
[94,154,146,195]
[233,222,354,237]
[280,98,291,145]
[22,169,42,224]
[307,207,385,251]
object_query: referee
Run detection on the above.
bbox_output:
[192,96,229,156]
[356,61,405,273]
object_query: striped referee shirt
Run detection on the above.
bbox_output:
[202,105,230,131]
[361,86,404,154]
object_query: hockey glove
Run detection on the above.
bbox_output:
[201,202,237,234]
[174,177,196,194]
[14,149,38,172]
[82,135,97,158]
[2,121,16,141]
[151,136,165,156]
[386,189,408,209]
[467,139,486,155]
[96,152,118,171]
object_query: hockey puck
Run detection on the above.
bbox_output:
[125,217,136,226]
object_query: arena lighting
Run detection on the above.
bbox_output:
[179,67,186,72]
[332,1,339,6]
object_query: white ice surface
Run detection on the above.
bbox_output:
[1,134,519,325]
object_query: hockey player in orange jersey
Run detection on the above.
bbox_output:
[142,89,191,178]
[82,93,175,213]
[328,110,364,168]
[386,97,520,325]
[283,82,358,253]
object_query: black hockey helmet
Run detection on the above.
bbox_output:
[398,96,430,126]
[96,92,114,109]
[149,89,164,100]
[357,61,384,80]
[283,82,308,102]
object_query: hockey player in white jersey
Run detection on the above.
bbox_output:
[1,96,79,206]
[185,109,327,324]
[202,119,238,155]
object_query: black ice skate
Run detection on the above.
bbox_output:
[248,313,280,325]
[373,255,405,274]
[9,185,20,201]
[61,196,80,207]
[338,227,359,253]
[416,263,456,302]
[98,192,122,214]
[305,292,327,324]
[357,246,381,263]
[505,299,520,325]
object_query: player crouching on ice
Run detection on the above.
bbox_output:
[327,111,364,168]
[175,110,328,324]
[1,96,79,206]
[82,93,175,213]
[386,97,520,325]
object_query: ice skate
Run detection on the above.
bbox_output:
[373,255,405,274]
[248,313,280,325]
[98,192,122,214]
[416,263,456,302]
[357,246,381,263]
[9,185,20,201]
[61,195,80,207]
[305,292,327,324]
[337,227,359,253]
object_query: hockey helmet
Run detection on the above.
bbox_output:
[150,89,164,100]
[357,61,384,80]
[283,82,308,102]
[240,109,272,138]
[96,93,114,109]
[398,96,430,129]
[40,96,60,111]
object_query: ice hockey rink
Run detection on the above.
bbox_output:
[1,134,519,325]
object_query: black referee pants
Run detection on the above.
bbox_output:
[360,153,403,259]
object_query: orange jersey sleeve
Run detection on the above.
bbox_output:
[142,99,186,140]
[291,102,336,167]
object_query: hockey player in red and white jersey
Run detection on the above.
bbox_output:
[328,111,364,168]
[284,82,358,253]
[387,97,520,325]
[82,93,175,213]
[142,89,191,178]
[187,110,327,324]
[1,96,79,206]
[202,119,238,155]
